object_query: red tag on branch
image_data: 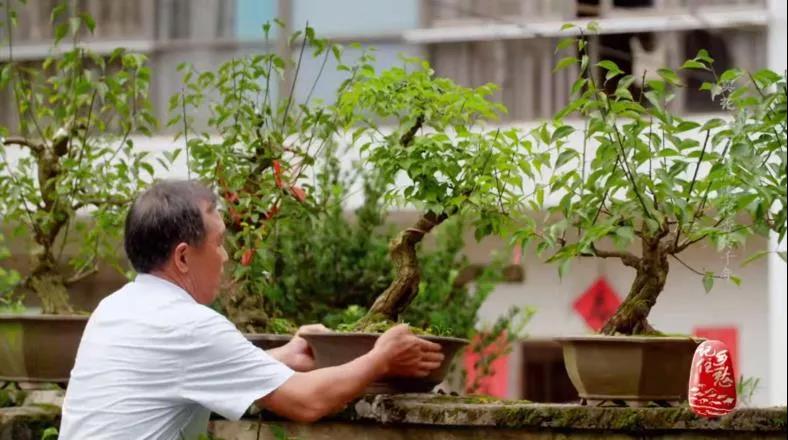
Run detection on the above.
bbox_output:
[290,185,306,203]
[264,204,279,220]
[224,191,239,204]
[241,248,254,266]
[273,160,284,188]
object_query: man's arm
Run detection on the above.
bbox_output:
[256,325,443,422]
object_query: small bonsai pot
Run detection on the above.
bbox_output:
[302,332,468,394]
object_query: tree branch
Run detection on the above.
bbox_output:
[673,224,750,254]
[64,265,99,287]
[72,195,129,211]
[399,114,424,148]
[674,129,711,249]
[670,254,726,279]
[2,136,44,153]
[580,243,640,268]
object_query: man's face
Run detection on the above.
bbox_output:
[186,203,228,305]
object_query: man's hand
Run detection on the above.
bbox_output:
[258,324,445,423]
[371,324,444,378]
[268,324,329,372]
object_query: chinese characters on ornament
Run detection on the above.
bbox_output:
[688,340,737,417]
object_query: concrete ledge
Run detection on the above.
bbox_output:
[0,406,59,440]
[347,394,788,431]
[212,394,787,440]
[3,393,786,440]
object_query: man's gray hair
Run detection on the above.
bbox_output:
[124,180,218,273]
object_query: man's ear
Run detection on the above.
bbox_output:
[173,242,190,274]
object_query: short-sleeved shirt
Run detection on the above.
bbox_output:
[59,274,294,440]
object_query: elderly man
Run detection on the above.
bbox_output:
[60,180,443,439]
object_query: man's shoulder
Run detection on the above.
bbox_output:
[91,281,225,328]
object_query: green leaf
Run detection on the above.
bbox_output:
[50,4,67,23]
[561,23,576,31]
[700,118,725,131]
[80,12,96,33]
[551,125,575,143]
[703,272,714,293]
[695,49,714,64]
[729,275,741,287]
[720,68,743,83]
[555,149,576,168]
[54,22,69,45]
[597,60,622,74]
[587,21,600,33]
[779,252,787,263]
[558,259,571,279]
[615,226,635,243]
[555,37,576,53]
[657,68,683,86]
[680,59,708,70]
[741,251,768,268]
[41,427,59,440]
[554,56,577,73]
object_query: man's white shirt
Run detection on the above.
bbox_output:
[60,274,294,439]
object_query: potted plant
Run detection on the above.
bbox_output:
[175,22,529,391]
[299,56,528,392]
[172,23,349,350]
[515,25,777,405]
[0,6,159,381]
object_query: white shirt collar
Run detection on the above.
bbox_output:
[134,273,196,303]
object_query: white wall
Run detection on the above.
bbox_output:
[767,0,787,407]
[768,234,787,405]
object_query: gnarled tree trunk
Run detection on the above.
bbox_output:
[362,211,448,324]
[601,239,668,336]
[28,253,74,315]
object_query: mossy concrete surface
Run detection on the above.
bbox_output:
[213,394,787,440]
[0,406,59,440]
[2,393,786,439]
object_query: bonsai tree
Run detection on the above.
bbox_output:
[515,26,770,335]
[0,5,158,313]
[337,58,525,328]
[175,23,526,339]
[173,23,364,330]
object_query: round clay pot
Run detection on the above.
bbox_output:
[301,332,468,394]
[243,333,292,350]
[557,335,703,405]
[0,314,89,382]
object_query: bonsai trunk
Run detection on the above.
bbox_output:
[362,211,448,324]
[26,144,76,314]
[600,242,668,336]
[28,253,74,315]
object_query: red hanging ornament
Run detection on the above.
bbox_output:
[688,340,737,417]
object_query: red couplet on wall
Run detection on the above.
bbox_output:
[464,334,510,398]
[573,277,622,332]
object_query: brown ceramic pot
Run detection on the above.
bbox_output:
[243,333,291,350]
[301,332,468,394]
[557,335,703,405]
[0,314,89,382]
